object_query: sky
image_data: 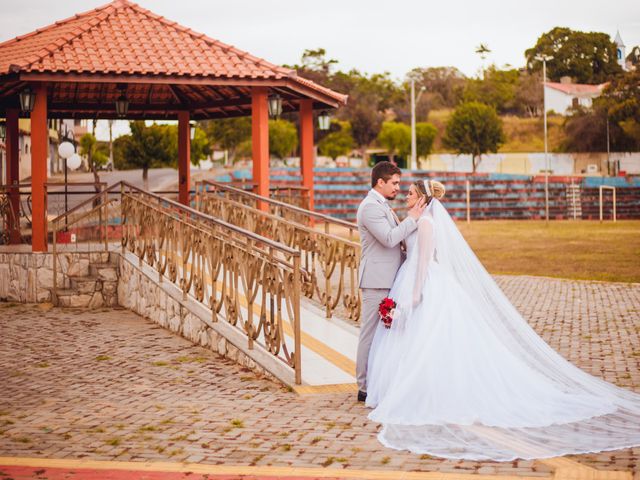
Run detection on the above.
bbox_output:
[1,0,639,140]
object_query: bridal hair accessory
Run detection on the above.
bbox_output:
[378,297,397,329]
[423,179,432,197]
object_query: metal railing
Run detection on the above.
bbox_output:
[197,180,358,239]
[0,184,28,244]
[196,180,361,320]
[0,182,109,244]
[50,182,303,384]
[270,185,310,210]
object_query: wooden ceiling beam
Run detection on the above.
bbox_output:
[146,84,154,105]
[167,84,189,107]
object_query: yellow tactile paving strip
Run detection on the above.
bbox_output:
[293,383,359,395]
[0,457,548,480]
[0,456,633,480]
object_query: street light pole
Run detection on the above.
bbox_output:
[606,115,612,175]
[543,58,549,224]
[411,79,416,171]
[535,54,553,224]
[410,79,426,171]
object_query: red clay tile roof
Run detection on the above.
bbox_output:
[0,0,346,104]
[545,82,608,96]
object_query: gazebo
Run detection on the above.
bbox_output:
[0,0,347,252]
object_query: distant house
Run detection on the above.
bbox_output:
[544,80,608,115]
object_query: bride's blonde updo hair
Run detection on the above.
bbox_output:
[413,179,446,202]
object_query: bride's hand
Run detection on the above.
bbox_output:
[412,292,423,307]
[408,197,427,221]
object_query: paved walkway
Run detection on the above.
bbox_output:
[1,275,639,479]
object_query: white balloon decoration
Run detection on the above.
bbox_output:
[67,153,82,170]
[58,141,75,159]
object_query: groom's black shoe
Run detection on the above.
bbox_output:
[357,390,367,402]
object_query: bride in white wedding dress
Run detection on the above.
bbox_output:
[365,179,640,461]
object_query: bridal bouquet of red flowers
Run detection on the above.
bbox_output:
[378,297,397,329]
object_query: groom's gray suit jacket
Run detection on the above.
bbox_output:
[356,190,417,289]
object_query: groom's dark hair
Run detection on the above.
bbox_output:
[371,161,401,188]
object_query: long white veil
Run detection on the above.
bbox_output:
[376,199,640,461]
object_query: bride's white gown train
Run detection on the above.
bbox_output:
[366,199,640,461]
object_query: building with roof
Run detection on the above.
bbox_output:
[544,80,608,115]
[0,0,346,251]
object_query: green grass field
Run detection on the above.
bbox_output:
[457,220,640,283]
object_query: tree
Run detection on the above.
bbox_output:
[377,121,411,161]
[78,133,109,194]
[268,119,298,160]
[189,126,213,166]
[165,124,212,167]
[475,44,492,77]
[349,102,383,161]
[463,65,520,114]
[415,122,438,158]
[318,121,354,160]
[405,66,466,109]
[443,102,505,172]
[627,46,640,70]
[113,135,133,170]
[79,133,109,169]
[561,108,608,152]
[525,27,623,84]
[300,48,338,76]
[288,49,408,160]
[325,68,404,159]
[596,70,640,151]
[121,121,174,190]
[475,43,491,61]
[515,70,543,117]
[203,117,251,164]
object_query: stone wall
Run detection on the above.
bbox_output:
[0,251,52,303]
[0,250,116,306]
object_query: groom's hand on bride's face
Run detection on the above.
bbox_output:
[407,197,427,220]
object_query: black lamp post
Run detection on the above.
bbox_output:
[57,124,75,228]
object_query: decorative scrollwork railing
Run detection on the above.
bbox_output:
[120,184,302,383]
[197,180,359,238]
[196,182,361,321]
[0,184,33,244]
[270,185,310,210]
[0,186,19,244]
[49,182,303,384]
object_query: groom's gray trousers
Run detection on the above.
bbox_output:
[357,288,390,392]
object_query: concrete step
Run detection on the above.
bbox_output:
[68,275,100,294]
[54,288,79,297]
[52,288,103,308]
[89,264,118,281]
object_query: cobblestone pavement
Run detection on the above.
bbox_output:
[1,274,639,478]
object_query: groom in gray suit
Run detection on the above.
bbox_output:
[355,161,426,402]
